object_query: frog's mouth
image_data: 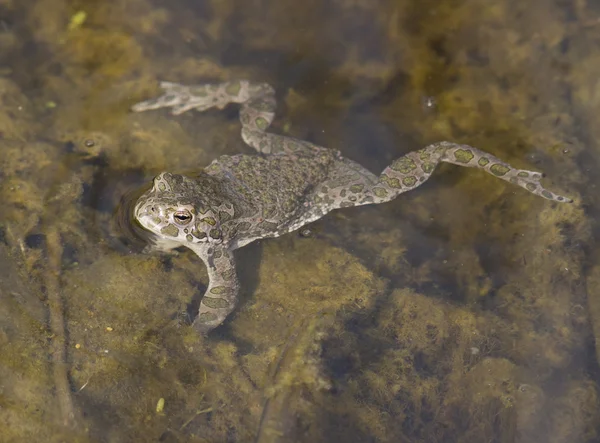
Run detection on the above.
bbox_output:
[134,200,166,233]
[111,184,161,253]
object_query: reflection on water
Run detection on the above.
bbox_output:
[0,0,598,442]
[112,181,155,253]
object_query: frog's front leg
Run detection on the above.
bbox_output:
[190,245,240,334]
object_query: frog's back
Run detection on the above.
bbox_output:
[204,148,338,221]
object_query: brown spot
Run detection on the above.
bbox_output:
[387,177,402,189]
[490,164,510,176]
[219,211,232,223]
[421,162,435,174]
[201,217,217,226]
[225,81,242,96]
[390,157,417,173]
[373,187,388,198]
[197,312,218,323]
[236,222,252,231]
[160,224,179,237]
[193,229,207,240]
[258,220,279,231]
[453,149,474,164]
[202,297,231,309]
[402,176,417,187]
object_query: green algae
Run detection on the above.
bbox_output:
[255,312,334,443]
[0,0,598,441]
[67,10,87,31]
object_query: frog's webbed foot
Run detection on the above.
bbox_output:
[436,143,573,203]
[131,80,270,116]
[500,167,572,202]
[132,81,227,115]
[193,312,221,334]
[193,285,239,335]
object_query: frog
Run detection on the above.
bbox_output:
[131,80,572,334]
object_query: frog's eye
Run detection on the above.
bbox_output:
[173,210,192,225]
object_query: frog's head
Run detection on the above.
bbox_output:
[134,172,224,246]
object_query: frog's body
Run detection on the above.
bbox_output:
[132,80,571,333]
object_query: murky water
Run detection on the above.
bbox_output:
[1,0,599,442]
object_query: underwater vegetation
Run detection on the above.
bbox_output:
[0,0,598,442]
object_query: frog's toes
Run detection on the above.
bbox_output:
[531,171,544,182]
[512,169,540,180]
[174,309,193,327]
[132,93,187,112]
[131,98,157,112]
[507,169,572,202]
[159,81,183,90]
[543,191,573,203]
[171,102,200,115]
[192,318,215,335]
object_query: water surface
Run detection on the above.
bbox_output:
[0,0,598,442]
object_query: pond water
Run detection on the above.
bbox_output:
[0,0,598,442]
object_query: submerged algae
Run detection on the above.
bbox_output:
[255,313,333,443]
[62,255,210,441]
[0,0,597,442]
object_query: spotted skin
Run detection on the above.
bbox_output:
[132,80,572,334]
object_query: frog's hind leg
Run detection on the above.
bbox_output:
[301,157,380,219]
[235,87,331,156]
[131,79,329,157]
[312,142,571,213]
[375,141,572,203]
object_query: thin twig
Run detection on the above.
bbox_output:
[45,227,77,428]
